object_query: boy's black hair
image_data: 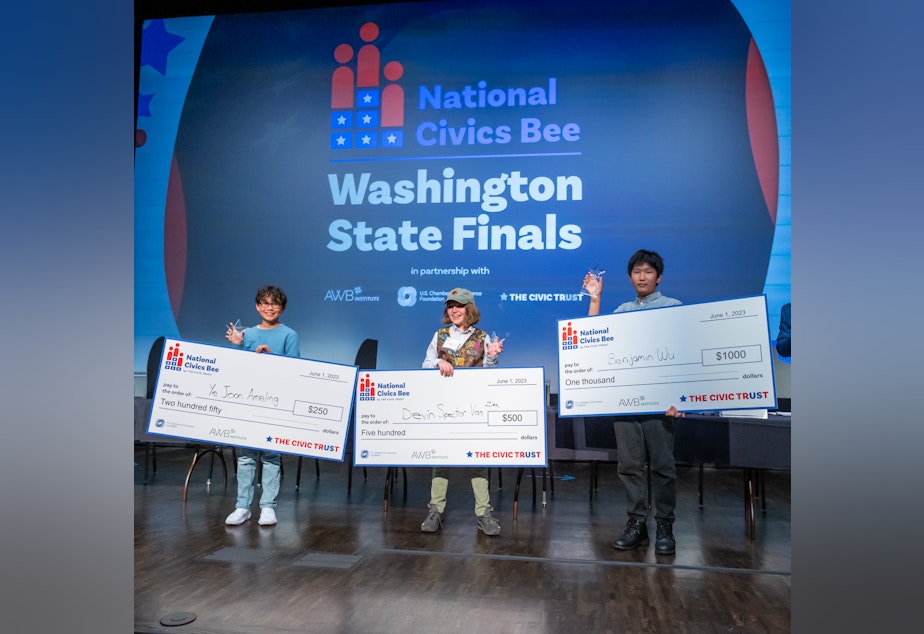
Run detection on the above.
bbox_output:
[255,285,288,308]
[626,249,665,277]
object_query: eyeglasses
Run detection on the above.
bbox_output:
[258,302,282,308]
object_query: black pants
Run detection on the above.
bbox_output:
[614,415,676,522]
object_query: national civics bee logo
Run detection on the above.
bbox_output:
[560,322,579,350]
[163,342,184,371]
[330,22,406,151]
[359,373,376,401]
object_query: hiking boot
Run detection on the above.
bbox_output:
[421,504,443,532]
[613,518,649,550]
[476,507,501,536]
[655,519,676,555]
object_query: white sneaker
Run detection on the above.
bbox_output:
[225,508,251,525]
[258,507,277,526]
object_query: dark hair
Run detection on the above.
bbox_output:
[255,285,288,308]
[626,249,665,277]
[442,301,480,327]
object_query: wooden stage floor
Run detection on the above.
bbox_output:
[134,445,790,633]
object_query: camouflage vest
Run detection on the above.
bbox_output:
[436,326,487,367]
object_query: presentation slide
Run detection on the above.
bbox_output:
[135,0,791,390]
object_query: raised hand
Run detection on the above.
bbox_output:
[582,269,605,298]
[226,321,244,344]
[486,333,505,356]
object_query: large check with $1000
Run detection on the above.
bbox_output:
[147,339,358,460]
[558,295,777,417]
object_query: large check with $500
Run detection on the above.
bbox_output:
[147,339,358,460]
[558,295,777,417]
[354,367,547,467]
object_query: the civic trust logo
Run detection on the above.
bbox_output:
[330,22,405,151]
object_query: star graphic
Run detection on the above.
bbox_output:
[386,133,397,144]
[467,451,473,458]
[362,93,373,104]
[500,293,508,301]
[680,395,687,402]
[336,115,347,126]
[266,436,273,442]
[140,19,185,76]
[361,114,372,124]
[360,134,372,145]
[137,93,154,118]
[335,135,347,146]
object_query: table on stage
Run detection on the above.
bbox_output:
[673,412,790,540]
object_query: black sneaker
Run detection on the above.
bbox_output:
[613,518,649,550]
[655,519,676,555]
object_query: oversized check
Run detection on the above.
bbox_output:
[557,295,776,416]
[147,338,358,460]
[354,367,547,467]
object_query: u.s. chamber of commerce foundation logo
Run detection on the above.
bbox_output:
[397,286,417,307]
[330,22,405,151]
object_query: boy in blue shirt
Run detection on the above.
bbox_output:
[223,285,300,526]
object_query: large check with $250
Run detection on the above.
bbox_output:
[558,295,777,416]
[147,338,358,460]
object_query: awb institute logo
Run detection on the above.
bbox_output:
[330,22,405,151]
[561,322,579,350]
[164,342,184,371]
[358,373,376,401]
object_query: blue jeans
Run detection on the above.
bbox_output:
[235,448,281,509]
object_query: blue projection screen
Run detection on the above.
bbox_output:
[135,0,791,391]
